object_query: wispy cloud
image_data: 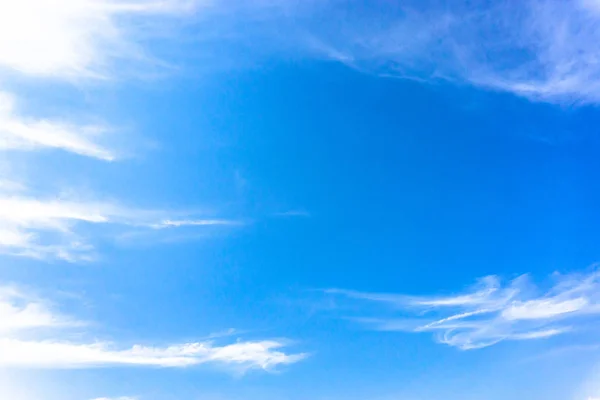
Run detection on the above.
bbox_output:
[0,92,114,160]
[327,268,600,350]
[0,284,306,371]
[283,0,600,104]
[0,182,241,261]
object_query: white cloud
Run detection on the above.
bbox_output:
[0,284,306,371]
[328,268,600,350]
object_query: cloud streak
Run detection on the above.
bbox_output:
[0,338,304,370]
[91,397,137,400]
[0,284,306,371]
[327,268,600,350]
[153,219,243,228]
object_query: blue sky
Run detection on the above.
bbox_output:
[1,1,600,399]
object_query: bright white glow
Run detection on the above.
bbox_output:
[0,0,204,79]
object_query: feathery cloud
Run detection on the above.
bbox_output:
[327,268,600,350]
[291,0,600,104]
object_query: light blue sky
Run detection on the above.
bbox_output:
[1,1,600,400]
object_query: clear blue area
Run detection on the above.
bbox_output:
[4,57,600,399]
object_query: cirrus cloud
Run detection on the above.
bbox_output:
[327,268,600,350]
[275,0,600,104]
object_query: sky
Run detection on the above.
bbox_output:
[1,0,600,399]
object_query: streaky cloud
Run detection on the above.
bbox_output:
[153,219,243,228]
[0,284,306,371]
[328,267,600,350]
